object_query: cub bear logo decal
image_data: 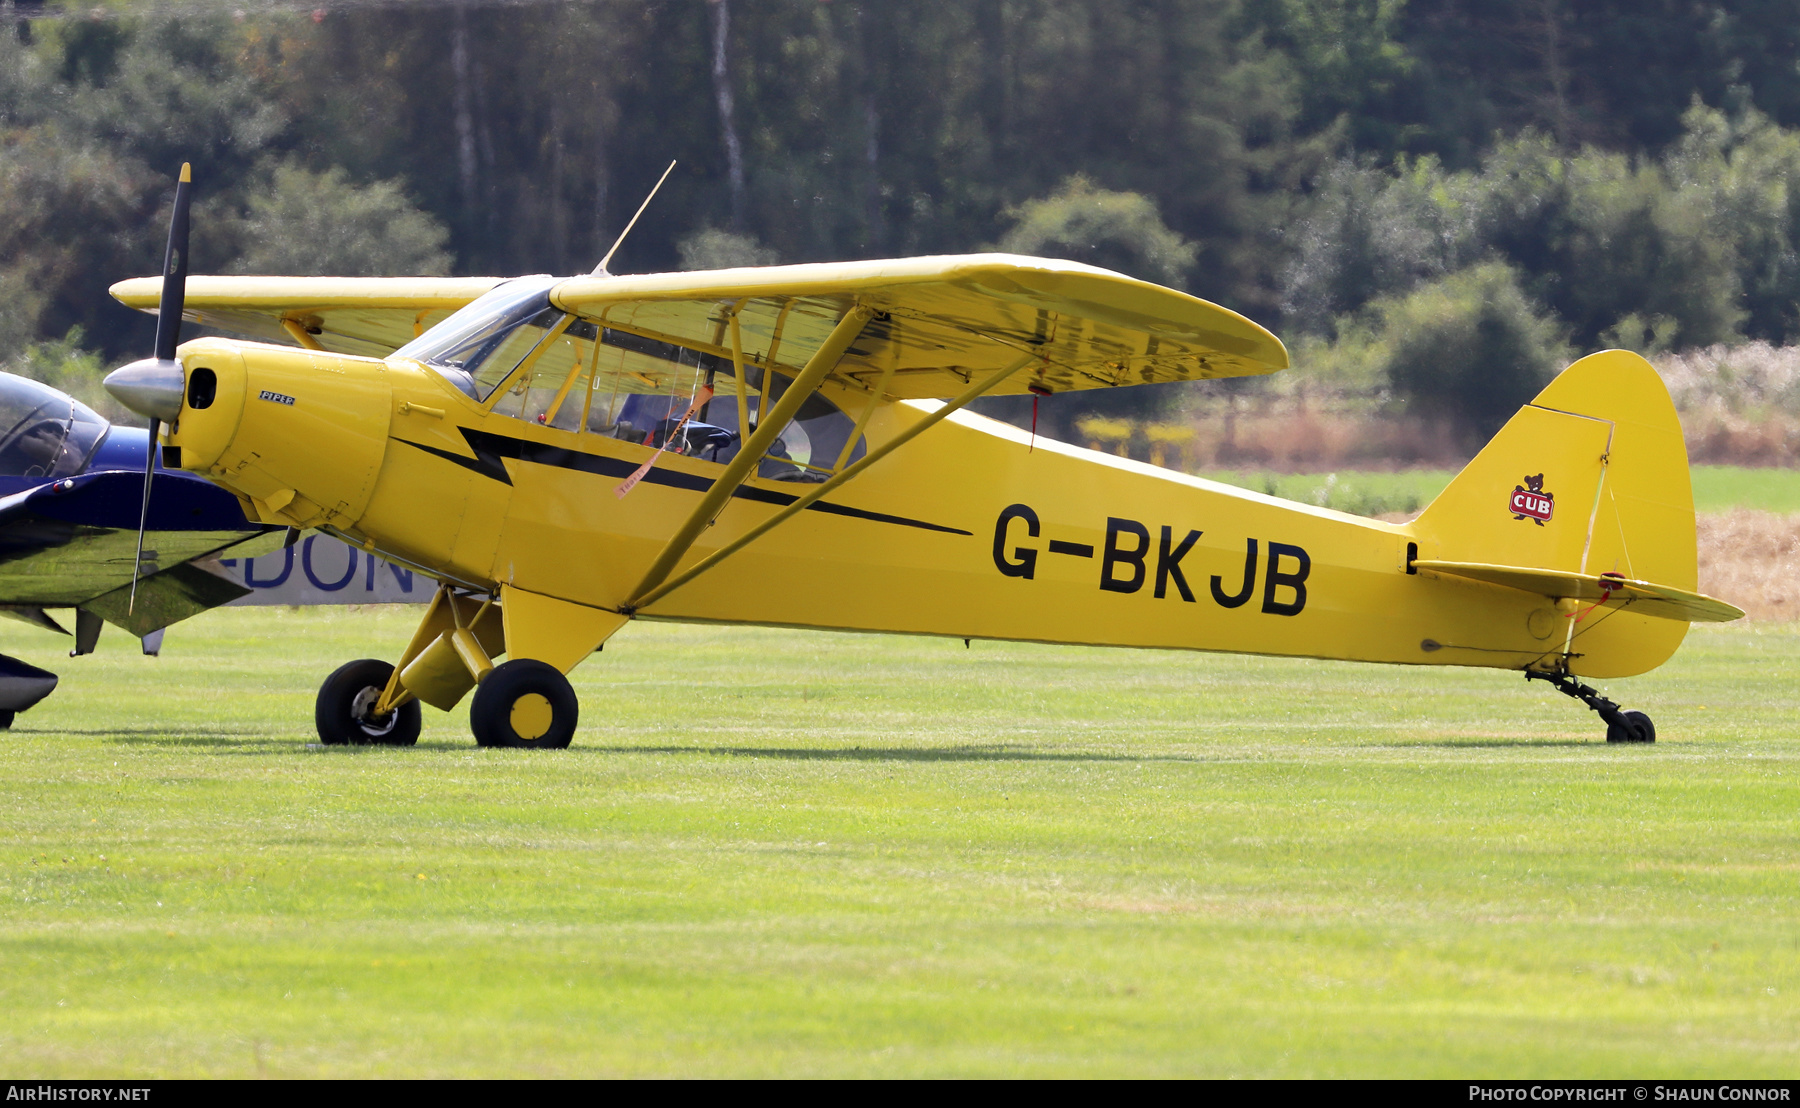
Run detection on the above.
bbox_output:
[1510,473,1554,525]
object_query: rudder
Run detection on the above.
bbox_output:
[1411,349,1703,677]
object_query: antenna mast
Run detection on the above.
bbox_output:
[593,160,677,275]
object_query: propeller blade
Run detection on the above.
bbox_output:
[131,164,191,615]
[129,417,158,615]
[153,163,192,363]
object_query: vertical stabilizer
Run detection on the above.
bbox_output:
[1411,349,1699,677]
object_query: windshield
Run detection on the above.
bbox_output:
[393,276,563,399]
[0,373,108,479]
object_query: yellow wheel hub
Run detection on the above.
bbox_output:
[510,692,554,741]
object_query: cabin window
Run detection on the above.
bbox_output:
[485,315,599,423]
[399,280,869,482]
[578,337,866,482]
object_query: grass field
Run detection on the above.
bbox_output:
[2,608,1798,1077]
[1201,465,1800,517]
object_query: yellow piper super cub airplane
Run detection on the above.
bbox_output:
[104,166,1742,749]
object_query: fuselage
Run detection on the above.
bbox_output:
[157,333,1680,679]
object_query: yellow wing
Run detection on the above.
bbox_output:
[550,253,1287,399]
[111,256,1287,399]
[109,275,507,358]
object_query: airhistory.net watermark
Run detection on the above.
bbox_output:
[6,1090,150,1102]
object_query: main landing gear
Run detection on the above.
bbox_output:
[469,659,578,749]
[316,659,421,746]
[1525,667,1655,743]
[311,583,621,750]
[312,656,576,748]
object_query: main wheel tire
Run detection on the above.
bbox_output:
[469,659,578,749]
[0,710,15,730]
[316,659,421,746]
[1605,709,1656,744]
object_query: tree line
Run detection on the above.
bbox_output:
[5,0,1800,437]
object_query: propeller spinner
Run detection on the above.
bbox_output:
[104,162,193,611]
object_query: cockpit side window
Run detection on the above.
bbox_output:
[0,374,108,479]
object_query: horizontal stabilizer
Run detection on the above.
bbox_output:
[1413,560,1744,623]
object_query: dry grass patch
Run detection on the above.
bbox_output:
[1698,510,1800,620]
[1657,344,1800,466]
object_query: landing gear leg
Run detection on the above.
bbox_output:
[1524,668,1655,743]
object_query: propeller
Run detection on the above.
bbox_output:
[104,163,193,613]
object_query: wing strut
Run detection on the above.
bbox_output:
[628,349,1039,614]
[622,304,875,609]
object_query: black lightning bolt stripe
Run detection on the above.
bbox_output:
[395,427,973,536]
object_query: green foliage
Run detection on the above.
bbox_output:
[0,9,293,358]
[225,162,451,277]
[0,133,151,359]
[4,0,1800,446]
[1365,263,1568,441]
[60,14,286,180]
[676,229,779,272]
[1288,324,1389,391]
[1,327,135,424]
[1665,103,1800,343]
[1285,114,1783,356]
[983,177,1199,433]
[1549,147,1745,348]
[1241,0,1419,153]
[993,176,1199,288]
[1280,156,1483,334]
[1303,0,1800,163]
[0,263,53,361]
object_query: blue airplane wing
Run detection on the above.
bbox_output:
[0,468,273,633]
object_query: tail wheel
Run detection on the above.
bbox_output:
[1606,710,1656,744]
[470,659,578,749]
[316,659,421,746]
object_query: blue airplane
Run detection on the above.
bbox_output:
[0,370,271,727]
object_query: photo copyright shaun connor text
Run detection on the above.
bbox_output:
[1472,1088,1791,1102]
